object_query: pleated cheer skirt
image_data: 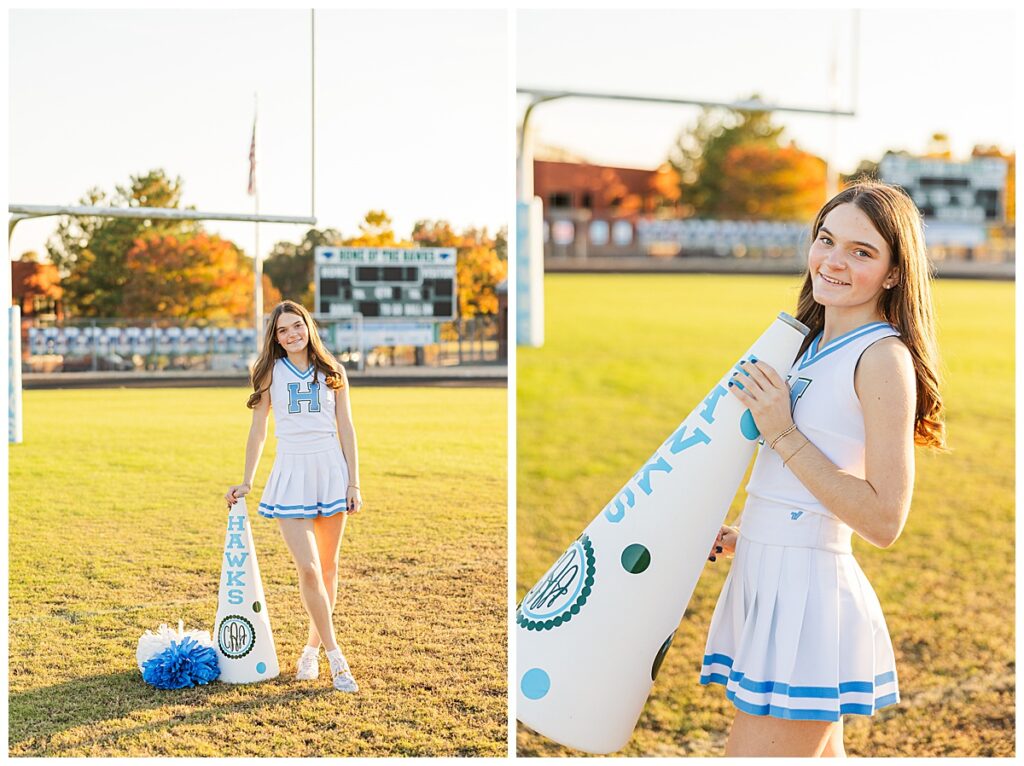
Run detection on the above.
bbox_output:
[700,505,899,722]
[258,437,351,520]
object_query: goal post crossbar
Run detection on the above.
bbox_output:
[516,88,856,118]
[9,204,317,226]
[515,87,856,348]
[6,204,317,444]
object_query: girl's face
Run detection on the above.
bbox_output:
[808,203,898,314]
[275,312,309,355]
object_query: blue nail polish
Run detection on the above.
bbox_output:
[727,381,734,387]
[750,356,758,363]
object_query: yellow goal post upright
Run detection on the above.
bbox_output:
[6,205,317,444]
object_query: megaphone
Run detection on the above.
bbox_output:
[516,312,809,754]
[214,497,280,683]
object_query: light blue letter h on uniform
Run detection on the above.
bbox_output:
[287,382,321,413]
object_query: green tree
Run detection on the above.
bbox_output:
[46,169,198,317]
[667,100,786,218]
[264,227,345,306]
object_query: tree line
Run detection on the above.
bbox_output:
[652,100,1010,223]
[43,170,507,321]
[660,100,826,221]
[34,106,1012,319]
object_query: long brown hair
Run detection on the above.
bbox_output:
[246,300,346,408]
[794,180,946,449]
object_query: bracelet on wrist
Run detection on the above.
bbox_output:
[782,437,810,466]
[769,423,798,450]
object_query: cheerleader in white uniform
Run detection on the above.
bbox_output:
[701,182,946,756]
[224,300,362,693]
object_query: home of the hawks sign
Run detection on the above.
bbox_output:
[314,247,457,321]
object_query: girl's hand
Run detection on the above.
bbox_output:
[728,358,794,446]
[346,486,363,515]
[707,525,739,563]
[225,483,250,507]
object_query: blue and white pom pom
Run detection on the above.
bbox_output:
[136,620,221,690]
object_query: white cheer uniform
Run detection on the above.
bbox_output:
[257,357,350,519]
[700,321,902,722]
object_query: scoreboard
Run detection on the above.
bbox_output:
[879,153,1008,224]
[314,247,457,320]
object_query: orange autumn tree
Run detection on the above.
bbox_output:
[649,162,683,212]
[456,242,506,316]
[719,143,827,221]
[411,221,507,318]
[122,233,280,320]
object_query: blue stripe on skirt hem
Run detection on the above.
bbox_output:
[701,654,895,695]
[700,674,900,721]
[258,505,350,520]
[259,497,346,512]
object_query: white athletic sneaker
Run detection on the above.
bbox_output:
[295,645,320,681]
[326,648,358,693]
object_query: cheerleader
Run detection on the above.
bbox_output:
[225,300,362,693]
[700,182,945,756]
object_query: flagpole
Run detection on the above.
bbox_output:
[311,9,316,222]
[253,92,263,354]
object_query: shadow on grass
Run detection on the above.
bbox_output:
[9,671,349,756]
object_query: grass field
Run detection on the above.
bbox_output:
[9,386,507,757]
[517,274,1013,757]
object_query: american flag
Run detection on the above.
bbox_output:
[247,118,256,196]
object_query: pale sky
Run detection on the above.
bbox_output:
[7,9,1016,262]
[517,9,1015,173]
[8,9,508,262]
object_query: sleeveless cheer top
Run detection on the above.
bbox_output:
[268,356,339,453]
[743,321,902,521]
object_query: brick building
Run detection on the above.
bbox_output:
[533,160,662,215]
[533,159,680,258]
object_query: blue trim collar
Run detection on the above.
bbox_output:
[281,357,313,379]
[797,321,895,370]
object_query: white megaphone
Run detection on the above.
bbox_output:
[517,312,809,754]
[213,497,280,683]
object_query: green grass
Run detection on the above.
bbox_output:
[517,274,1013,757]
[9,386,507,757]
